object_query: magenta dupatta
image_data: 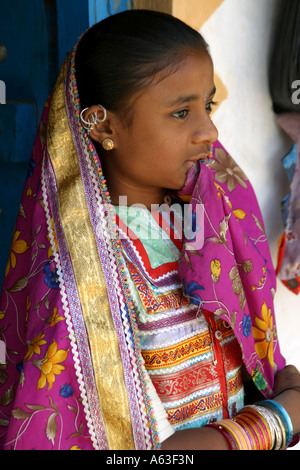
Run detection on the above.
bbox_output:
[177,142,286,395]
[0,99,100,451]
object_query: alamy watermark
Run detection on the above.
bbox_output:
[0,340,6,364]
[291,80,300,105]
[0,80,5,104]
[96,196,205,250]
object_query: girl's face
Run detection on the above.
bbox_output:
[99,51,218,207]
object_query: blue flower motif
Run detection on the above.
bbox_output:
[43,262,59,289]
[26,159,36,179]
[60,384,74,398]
[183,279,204,306]
[16,362,23,373]
[242,314,252,337]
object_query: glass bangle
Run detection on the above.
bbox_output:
[206,423,239,450]
[239,411,269,450]
[234,413,261,450]
[258,406,283,450]
[242,406,273,449]
[217,419,252,450]
[257,399,294,447]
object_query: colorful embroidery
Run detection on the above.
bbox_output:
[142,333,212,371]
[166,391,224,427]
[126,258,189,314]
[150,360,219,403]
[118,207,244,432]
[166,369,243,428]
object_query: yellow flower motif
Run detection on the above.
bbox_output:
[24,333,47,361]
[233,209,247,220]
[224,195,232,209]
[49,307,65,327]
[211,259,221,282]
[26,296,31,322]
[70,446,82,450]
[26,186,32,197]
[252,301,274,368]
[37,340,68,390]
[214,182,225,195]
[0,310,6,320]
[214,182,232,208]
[5,230,29,277]
[47,218,59,258]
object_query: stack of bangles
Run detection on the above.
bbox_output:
[207,398,300,450]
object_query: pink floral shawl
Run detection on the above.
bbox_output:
[177,142,286,395]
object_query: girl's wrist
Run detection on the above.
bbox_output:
[272,385,300,398]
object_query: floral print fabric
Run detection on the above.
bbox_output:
[0,103,95,450]
[177,141,286,396]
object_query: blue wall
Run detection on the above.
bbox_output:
[0,0,132,288]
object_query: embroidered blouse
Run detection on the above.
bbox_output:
[116,204,244,442]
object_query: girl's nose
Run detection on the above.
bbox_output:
[192,114,219,145]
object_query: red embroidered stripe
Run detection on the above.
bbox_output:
[166,371,243,427]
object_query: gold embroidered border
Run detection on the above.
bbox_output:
[142,331,212,371]
[47,59,134,450]
[142,319,234,370]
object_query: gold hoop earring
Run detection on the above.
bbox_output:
[101,138,115,151]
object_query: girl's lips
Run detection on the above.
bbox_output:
[185,153,209,168]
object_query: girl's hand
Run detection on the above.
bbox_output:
[273,364,300,395]
[273,365,300,435]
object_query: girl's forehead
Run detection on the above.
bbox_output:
[115,52,214,124]
[139,53,214,104]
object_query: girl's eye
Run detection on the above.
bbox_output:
[206,101,218,113]
[172,109,190,120]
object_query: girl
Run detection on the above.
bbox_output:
[0,9,299,450]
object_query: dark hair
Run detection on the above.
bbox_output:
[75,10,208,120]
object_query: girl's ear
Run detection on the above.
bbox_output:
[81,105,116,145]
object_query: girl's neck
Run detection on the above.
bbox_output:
[109,187,167,210]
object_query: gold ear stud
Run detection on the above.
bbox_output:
[101,138,115,151]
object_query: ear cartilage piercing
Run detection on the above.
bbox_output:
[80,104,107,133]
